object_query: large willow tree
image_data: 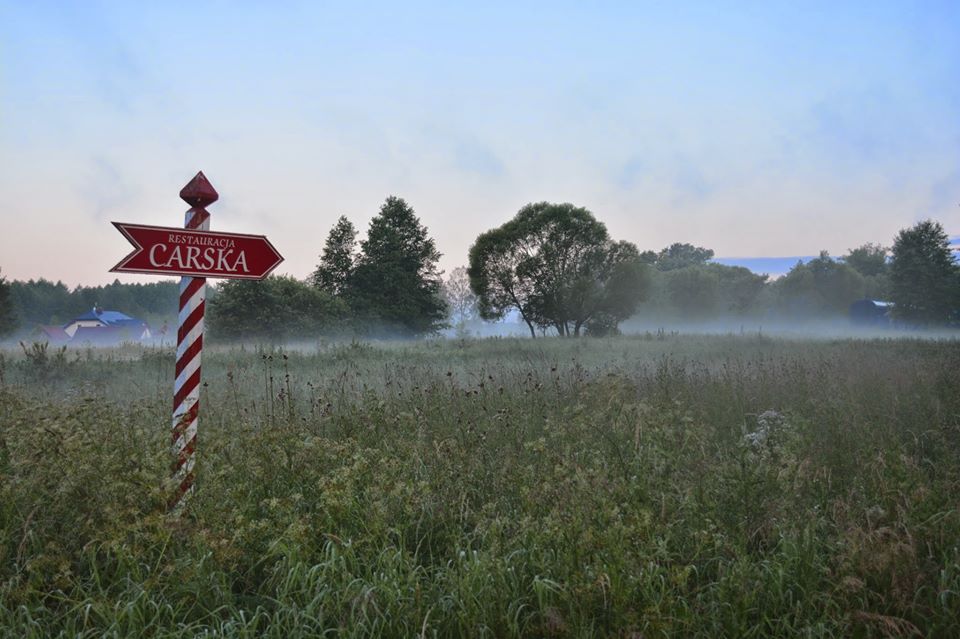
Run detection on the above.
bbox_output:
[468,202,650,337]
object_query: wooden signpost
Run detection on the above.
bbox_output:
[111,171,283,510]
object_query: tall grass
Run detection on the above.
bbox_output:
[1,335,959,637]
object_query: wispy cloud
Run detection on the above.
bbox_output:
[616,156,644,189]
[922,168,960,220]
[77,157,138,222]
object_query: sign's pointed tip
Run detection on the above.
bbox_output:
[180,171,219,207]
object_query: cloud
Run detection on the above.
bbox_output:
[77,157,139,221]
[616,156,644,189]
[922,167,960,220]
[671,161,713,203]
[805,88,930,170]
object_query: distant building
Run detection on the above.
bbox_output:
[849,299,893,326]
[62,306,151,344]
[34,325,70,343]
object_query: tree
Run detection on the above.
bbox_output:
[637,262,768,319]
[712,264,768,314]
[8,278,74,325]
[889,220,958,325]
[0,269,17,338]
[663,266,720,317]
[347,196,447,336]
[469,202,650,337]
[208,275,345,340]
[582,242,652,335]
[468,223,540,337]
[443,266,478,326]
[311,216,357,296]
[843,243,888,277]
[6,278,179,327]
[776,251,864,315]
[655,243,714,271]
[638,250,658,265]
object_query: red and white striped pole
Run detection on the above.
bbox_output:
[170,171,218,510]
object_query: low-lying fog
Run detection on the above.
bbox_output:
[4,318,956,354]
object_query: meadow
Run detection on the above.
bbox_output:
[1,334,959,637]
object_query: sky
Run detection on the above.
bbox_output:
[1,0,958,286]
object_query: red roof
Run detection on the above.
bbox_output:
[37,326,70,342]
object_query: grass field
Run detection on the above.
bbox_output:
[1,334,959,637]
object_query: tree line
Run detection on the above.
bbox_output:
[1,200,957,340]
[0,277,179,335]
[627,221,957,326]
[208,202,958,338]
[209,196,446,340]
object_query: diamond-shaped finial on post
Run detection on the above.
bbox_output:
[179,171,219,208]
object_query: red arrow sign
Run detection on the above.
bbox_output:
[111,222,283,280]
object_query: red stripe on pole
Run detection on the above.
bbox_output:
[173,421,193,449]
[173,367,202,411]
[177,302,205,343]
[175,335,203,378]
[172,402,199,440]
[186,208,210,229]
[179,277,205,308]
[178,473,195,496]
[172,416,186,440]
[177,437,196,468]
[168,472,196,509]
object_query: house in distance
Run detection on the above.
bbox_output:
[49,306,153,345]
[849,299,893,326]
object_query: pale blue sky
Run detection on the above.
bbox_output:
[2,1,958,285]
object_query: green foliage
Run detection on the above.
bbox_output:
[775,251,865,315]
[638,249,658,265]
[468,220,539,336]
[639,263,766,319]
[583,245,652,335]
[346,197,447,336]
[1,336,960,636]
[890,220,959,325]
[208,276,345,340]
[9,278,178,327]
[311,215,357,296]
[7,278,73,325]
[17,340,69,382]
[712,263,769,313]
[663,265,721,317]
[843,244,891,300]
[843,243,888,277]
[0,270,16,338]
[469,202,649,337]
[861,272,891,301]
[654,242,715,271]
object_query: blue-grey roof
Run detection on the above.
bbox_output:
[71,325,130,344]
[68,309,140,326]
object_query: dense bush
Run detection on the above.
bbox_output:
[208,276,346,341]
